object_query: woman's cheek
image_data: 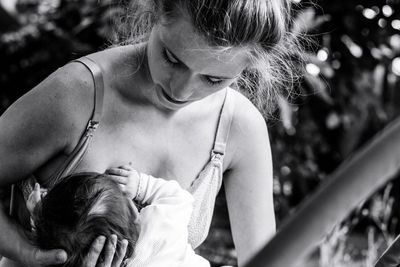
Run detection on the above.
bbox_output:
[157,63,172,85]
[148,55,168,84]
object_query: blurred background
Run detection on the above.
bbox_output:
[1,0,400,266]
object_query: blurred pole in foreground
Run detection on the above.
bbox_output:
[245,117,400,267]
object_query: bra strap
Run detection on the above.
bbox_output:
[75,57,104,125]
[212,88,235,156]
[49,56,105,185]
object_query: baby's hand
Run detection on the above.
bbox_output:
[105,165,140,199]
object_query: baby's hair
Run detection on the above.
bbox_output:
[113,0,305,117]
[31,172,138,267]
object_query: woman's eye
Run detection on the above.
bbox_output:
[163,48,179,64]
[204,76,223,86]
[208,77,222,83]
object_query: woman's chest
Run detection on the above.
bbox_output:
[36,89,227,189]
[73,117,218,189]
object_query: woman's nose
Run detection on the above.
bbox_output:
[169,71,196,101]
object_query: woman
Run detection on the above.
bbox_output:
[0,0,299,266]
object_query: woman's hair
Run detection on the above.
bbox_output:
[114,0,304,117]
[31,173,138,267]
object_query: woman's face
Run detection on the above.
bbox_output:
[146,17,250,111]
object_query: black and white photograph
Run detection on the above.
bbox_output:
[1,0,400,266]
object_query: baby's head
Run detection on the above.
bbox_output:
[31,172,138,267]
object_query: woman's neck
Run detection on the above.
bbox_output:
[135,43,154,91]
[115,43,157,106]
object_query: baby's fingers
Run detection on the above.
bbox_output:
[107,175,127,185]
[105,168,130,177]
[118,164,134,171]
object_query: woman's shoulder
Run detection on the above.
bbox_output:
[29,60,95,123]
[229,89,267,132]
[225,89,270,168]
[37,45,143,124]
[0,60,100,152]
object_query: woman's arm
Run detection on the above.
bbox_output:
[0,64,93,266]
[224,93,276,267]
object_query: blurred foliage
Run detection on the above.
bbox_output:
[2,0,400,266]
[0,0,120,112]
[269,1,400,265]
[271,0,400,225]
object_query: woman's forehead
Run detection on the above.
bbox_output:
[158,18,250,77]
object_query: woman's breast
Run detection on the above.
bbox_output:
[68,124,215,189]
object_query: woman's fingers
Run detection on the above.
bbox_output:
[33,248,67,266]
[83,236,106,267]
[112,239,128,267]
[100,235,117,267]
[83,235,126,267]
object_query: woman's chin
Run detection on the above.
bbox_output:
[154,85,193,111]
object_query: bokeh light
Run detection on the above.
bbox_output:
[362,8,378,19]
[317,49,329,61]
[390,34,400,50]
[391,20,400,30]
[341,35,363,58]
[306,63,321,76]
[378,18,387,28]
[382,5,393,17]
[392,57,400,76]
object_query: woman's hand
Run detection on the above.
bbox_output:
[105,165,141,199]
[22,235,128,267]
[82,235,128,267]
[22,233,127,267]
[22,247,68,267]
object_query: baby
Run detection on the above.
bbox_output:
[27,166,210,267]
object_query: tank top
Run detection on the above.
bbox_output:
[14,56,235,249]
